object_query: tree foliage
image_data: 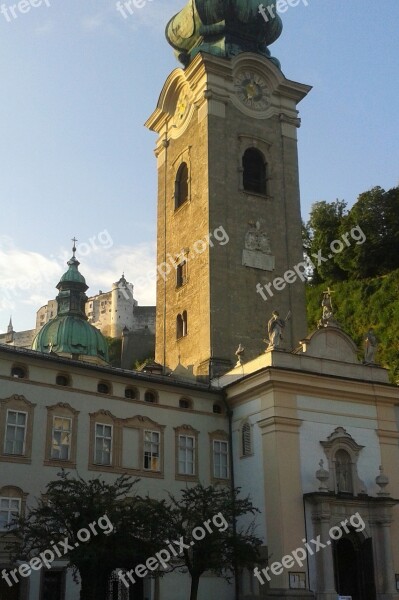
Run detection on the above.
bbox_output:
[148,484,262,600]
[6,475,263,600]
[11,473,165,600]
[336,186,399,278]
[305,199,347,282]
[304,186,399,282]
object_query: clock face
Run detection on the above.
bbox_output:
[235,71,270,110]
[174,90,190,126]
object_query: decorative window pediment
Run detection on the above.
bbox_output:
[320,427,366,496]
[123,415,165,431]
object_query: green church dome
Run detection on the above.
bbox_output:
[32,241,109,365]
[32,315,108,362]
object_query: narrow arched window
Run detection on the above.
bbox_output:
[241,422,252,456]
[175,162,189,209]
[242,148,267,194]
[335,449,353,493]
[176,261,187,288]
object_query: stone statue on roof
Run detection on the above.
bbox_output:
[317,288,340,329]
[166,0,283,67]
[364,328,378,364]
[267,310,290,349]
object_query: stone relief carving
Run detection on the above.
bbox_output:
[242,220,275,271]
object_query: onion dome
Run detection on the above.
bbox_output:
[166,0,283,67]
[32,240,109,365]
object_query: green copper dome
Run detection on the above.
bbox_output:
[32,242,109,364]
[32,315,109,362]
[59,256,87,285]
[166,0,283,67]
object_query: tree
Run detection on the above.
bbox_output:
[305,199,347,282]
[148,484,263,600]
[10,473,164,600]
[337,186,399,278]
[303,186,399,283]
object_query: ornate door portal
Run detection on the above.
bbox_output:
[333,533,376,600]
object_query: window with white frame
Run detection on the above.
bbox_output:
[213,440,229,479]
[144,430,160,471]
[0,497,21,530]
[51,417,72,461]
[4,410,27,455]
[95,424,113,465]
[178,435,195,475]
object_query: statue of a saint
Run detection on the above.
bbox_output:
[267,311,288,348]
[317,288,340,328]
[364,328,378,364]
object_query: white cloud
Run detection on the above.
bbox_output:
[34,21,55,36]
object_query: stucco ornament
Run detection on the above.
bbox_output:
[166,0,283,67]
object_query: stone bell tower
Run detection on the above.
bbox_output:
[145,0,311,379]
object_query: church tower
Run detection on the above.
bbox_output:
[146,0,311,378]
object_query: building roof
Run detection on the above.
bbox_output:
[1,344,220,395]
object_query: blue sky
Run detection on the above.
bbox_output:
[0,0,398,331]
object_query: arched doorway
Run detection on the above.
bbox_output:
[333,532,376,600]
